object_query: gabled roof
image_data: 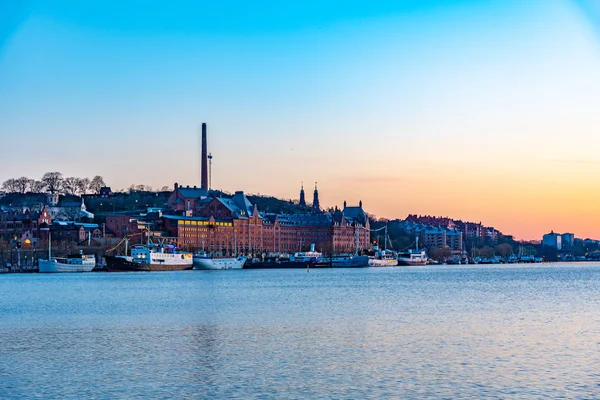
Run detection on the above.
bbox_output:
[232,191,255,217]
[342,205,367,224]
[178,186,208,199]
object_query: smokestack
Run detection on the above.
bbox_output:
[201,123,208,191]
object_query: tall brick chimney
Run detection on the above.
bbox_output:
[201,123,208,191]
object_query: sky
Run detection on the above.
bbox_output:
[1,0,600,241]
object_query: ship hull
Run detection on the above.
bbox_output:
[244,260,324,269]
[105,256,192,271]
[38,259,95,273]
[193,256,247,270]
[105,255,151,272]
[397,259,428,266]
[368,259,399,267]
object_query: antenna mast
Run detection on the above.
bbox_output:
[208,153,213,190]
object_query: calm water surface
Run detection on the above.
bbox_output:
[1,264,600,399]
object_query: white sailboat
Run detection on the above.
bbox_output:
[38,224,96,273]
[193,229,246,270]
[368,225,398,266]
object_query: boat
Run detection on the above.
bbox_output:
[105,255,151,272]
[318,254,370,268]
[368,248,399,267]
[37,224,96,273]
[193,253,247,270]
[397,249,428,266]
[397,237,428,266]
[38,253,96,273]
[112,244,193,271]
[244,244,325,269]
[244,255,324,269]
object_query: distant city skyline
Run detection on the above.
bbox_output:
[1,0,600,241]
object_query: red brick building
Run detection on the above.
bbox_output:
[167,183,209,214]
[164,190,370,255]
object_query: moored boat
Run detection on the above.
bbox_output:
[368,248,398,267]
[193,253,247,270]
[397,249,428,266]
[123,245,193,271]
[105,255,151,272]
[38,253,96,273]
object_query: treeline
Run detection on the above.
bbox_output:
[1,172,106,196]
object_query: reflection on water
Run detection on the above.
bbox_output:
[1,265,600,398]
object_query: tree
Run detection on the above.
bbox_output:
[89,176,105,194]
[76,178,90,195]
[494,243,513,258]
[30,180,47,193]
[1,178,19,193]
[41,172,63,192]
[429,247,451,261]
[62,177,79,195]
[13,177,33,193]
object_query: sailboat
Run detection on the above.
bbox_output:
[38,223,96,273]
[193,228,247,270]
[368,224,398,267]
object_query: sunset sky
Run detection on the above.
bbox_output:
[1,0,600,240]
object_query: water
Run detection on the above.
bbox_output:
[1,264,600,399]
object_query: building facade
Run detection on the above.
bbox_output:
[542,231,562,250]
[164,191,370,255]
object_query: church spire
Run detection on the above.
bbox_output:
[312,182,320,212]
[299,182,306,206]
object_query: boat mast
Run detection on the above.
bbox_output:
[234,228,237,256]
[48,229,52,260]
[384,224,388,251]
[355,226,359,256]
[125,236,128,256]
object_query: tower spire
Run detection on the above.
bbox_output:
[312,181,320,212]
[299,181,306,206]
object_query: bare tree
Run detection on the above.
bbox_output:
[41,172,63,192]
[1,178,19,193]
[14,177,33,193]
[56,205,81,222]
[89,175,105,194]
[135,184,151,192]
[30,180,47,193]
[63,177,78,195]
[160,185,170,192]
[76,178,90,195]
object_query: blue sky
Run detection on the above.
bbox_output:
[1,0,600,238]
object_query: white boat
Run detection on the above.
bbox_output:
[368,248,399,267]
[397,236,428,266]
[129,245,193,271]
[397,249,428,266]
[38,253,96,273]
[291,244,324,263]
[193,253,247,270]
[329,254,370,268]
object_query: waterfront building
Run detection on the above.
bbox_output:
[542,231,562,250]
[445,229,463,251]
[561,233,575,248]
[167,183,209,214]
[163,190,369,255]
